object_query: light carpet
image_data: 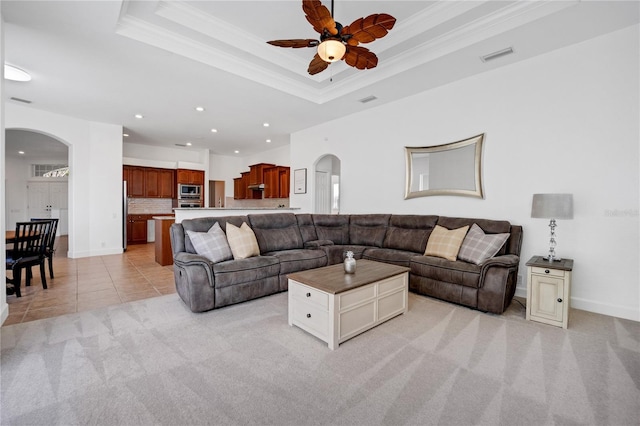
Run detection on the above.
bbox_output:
[1,292,639,425]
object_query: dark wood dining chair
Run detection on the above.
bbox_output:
[6,220,52,297]
[30,218,59,279]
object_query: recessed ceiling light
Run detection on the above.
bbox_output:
[18,151,25,155]
[134,114,144,119]
[195,106,205,112]
[234,150,239,154]
[123,133,129,137]
[211,128,218,133]
[266,139,271,143]
[4,64,31,82]
[263,122,269,127]
[186,142,192,146]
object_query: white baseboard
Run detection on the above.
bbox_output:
[68,247,124,258]
[514,285,639,322]
[1,302,9,325]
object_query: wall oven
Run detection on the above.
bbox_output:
[178,200,203,208]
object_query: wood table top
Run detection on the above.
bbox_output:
[287,259,409,294]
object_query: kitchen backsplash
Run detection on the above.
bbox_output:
[128,198,173,214]
[225,197,290,209]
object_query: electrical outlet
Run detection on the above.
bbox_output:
[517,274,523,285]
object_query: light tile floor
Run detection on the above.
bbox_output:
[4,241,176,326]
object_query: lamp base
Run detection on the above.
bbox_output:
[542,256,562,262]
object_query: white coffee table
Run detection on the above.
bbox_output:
[287,259,409,350]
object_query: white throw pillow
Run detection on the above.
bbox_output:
[225,222,260,260]
[186,222,233,263]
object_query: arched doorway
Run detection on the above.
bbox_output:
[5,129,70,253]
[314,154,341,214]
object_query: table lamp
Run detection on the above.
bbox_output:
[531,193,573,262]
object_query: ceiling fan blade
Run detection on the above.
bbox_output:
[308,54,330,75]
[343,46,378,70]
[267,39,320,48]
[302,0,338,36]
[342,13,396,45]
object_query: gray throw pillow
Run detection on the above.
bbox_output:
[458,223,509,265]
[186,222,233,263]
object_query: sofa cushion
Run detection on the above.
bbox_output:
[362,247,421,267]
[266,249,327,274]
[213,256,280,288]
[186,222,233,263]
[226,222,260,260]
[349,214,391,247]
[424,225,469,261]
[458,223,510,265]
[384,215,439,253]
[313,214,350,244]
[296,213,318,243]
[249,213,304,252]
[411,255,481,289]
[321,245,368,265]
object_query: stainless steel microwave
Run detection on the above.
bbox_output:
[178,184,202,198]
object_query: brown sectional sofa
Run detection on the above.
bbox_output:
[170,212,522,315]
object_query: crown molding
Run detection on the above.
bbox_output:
[116,0,578,104]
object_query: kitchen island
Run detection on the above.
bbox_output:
[173,207,302,223]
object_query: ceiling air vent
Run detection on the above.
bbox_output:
[481,47,514,63]
[358,95,378,104]
[10,97,32,104]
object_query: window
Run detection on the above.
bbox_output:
[33,164,69,177]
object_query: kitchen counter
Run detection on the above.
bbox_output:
[153,216,176,266]
[173,207,301,223]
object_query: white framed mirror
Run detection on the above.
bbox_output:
[405,133,484,199]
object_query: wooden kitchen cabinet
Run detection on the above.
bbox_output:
[264,166,290,198]
[126,166,146,198]
[157,169,175,198]
[127,214,149,244]
[279,167,290,198]
[233,177,246,200]
[145,168,160,197]
[249,163,275,185]
[124,166,175,198]
[177,169,204,186]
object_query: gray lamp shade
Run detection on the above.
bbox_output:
[531,194,574,219]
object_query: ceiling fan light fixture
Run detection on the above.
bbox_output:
[317,39,346,63]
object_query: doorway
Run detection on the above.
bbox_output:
[5,129,70,243]
[314,154,341,214]
[209,180,226,208]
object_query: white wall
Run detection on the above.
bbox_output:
[5,104,123,259]
[291,25,640,321]
[1,13,7,324]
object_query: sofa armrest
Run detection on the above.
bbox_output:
[173,252,217,312]
[477,254,520,314]
[480,254,519,272]
[304,239,335,249]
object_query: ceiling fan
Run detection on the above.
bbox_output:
[266,0,396,75]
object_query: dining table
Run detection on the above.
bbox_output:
[6,230,17,244]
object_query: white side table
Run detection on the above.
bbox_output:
[526,256,573,329]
